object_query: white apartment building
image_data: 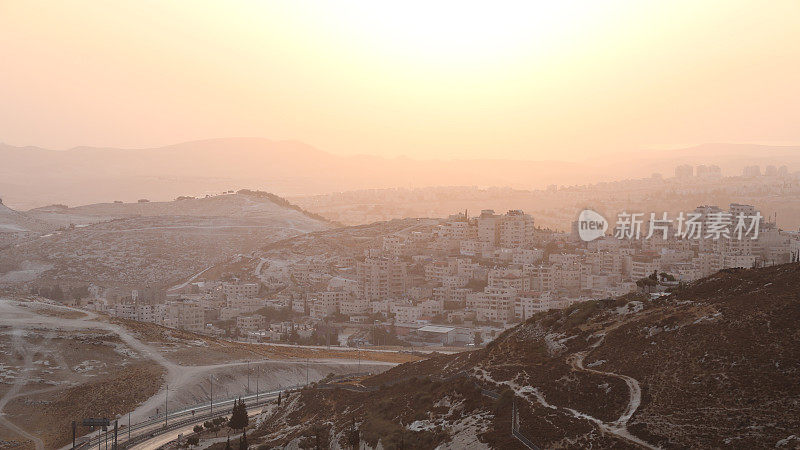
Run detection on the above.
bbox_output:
[340,296,370,315]
[163,302,204,333]
[394,305,423,324]
[512,248,544,265]
[476,210,500,246]
[382,235,405,256]
[237,315,265,333]
[628,255,661,281]
[460,239,493,257]
[310,298,338,319]
[223,283,259,299]
[357,257,407,302]
[419,298,444,316]
[437,220,474,241]
[468,287,517,323]
[227,296,265,311]
[488,268,530,292]
[515,292,577,320]
[433,286,472,306]
[526,265,555,292]
[499,210,536,248]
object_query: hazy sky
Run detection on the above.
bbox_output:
[1,1,799,160]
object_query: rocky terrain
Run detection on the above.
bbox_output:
[248,263,800,449]
[0,191,333,288]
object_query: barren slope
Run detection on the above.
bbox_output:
[250,263,800,449]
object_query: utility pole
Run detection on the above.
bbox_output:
[128,412,131,442]
[306,357,309,385]
[113,420,118,450]
[247,360,250,394]
[256,366,260,403]
[210,376,213,414]
[164,384,168,428]
[72,421,76,449]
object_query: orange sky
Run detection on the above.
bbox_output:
[1,1,799,160]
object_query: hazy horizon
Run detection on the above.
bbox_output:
[3,1,800,160]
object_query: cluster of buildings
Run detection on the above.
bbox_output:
[674,164,792,179]
[100,202,798,347]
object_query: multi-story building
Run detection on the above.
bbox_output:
[468,287,517,323]
[237,315,265,333]
[499,210,535,248]
[357,257,407,302]
[512,248,544,265]
[515,292,577,320]
[628,255,661,281]
[394,305,423,324]
[527,265,555,292]
[476,210,500,246]
[223,283,259,299]
[340,296,370,315]
[164,302,204,333]
[488,268,530,292]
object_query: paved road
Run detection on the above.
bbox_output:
[82,388,291,449]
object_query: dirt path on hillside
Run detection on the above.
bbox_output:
[475,340,656,450]
[565,341,655,449]
[568,351,642,427]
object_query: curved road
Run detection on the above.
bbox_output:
[0,299,396,449]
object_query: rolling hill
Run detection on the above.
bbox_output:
[0,191,333,287]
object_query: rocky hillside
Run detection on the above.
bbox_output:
[248,263,800,449]
[0,202,53,235]
[0,191,333,287]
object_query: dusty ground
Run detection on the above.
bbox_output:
[0,298,410,449]
[106,316,422,366]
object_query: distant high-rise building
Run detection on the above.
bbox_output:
[778,165,789,177]
[696,164,722,179]
[675,164,694,178]
[742,165,761,177]
[765,165,778,177]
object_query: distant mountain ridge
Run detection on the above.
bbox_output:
[2,138,799,209]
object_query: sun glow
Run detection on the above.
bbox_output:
[287,1,623,68]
